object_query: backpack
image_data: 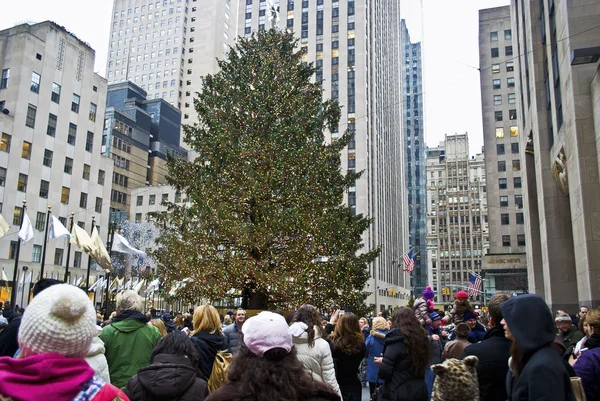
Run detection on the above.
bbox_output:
[207,350,233,393]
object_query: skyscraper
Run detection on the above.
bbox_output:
[401,19,427,296]
[478,7,527,296]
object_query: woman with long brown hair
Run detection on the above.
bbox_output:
[328,312,367,401]
[375,307,430,401]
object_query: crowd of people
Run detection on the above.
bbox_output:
[0,279,598,401]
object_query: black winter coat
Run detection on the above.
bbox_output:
[126,354,207,401]
[191,329,227,379]
[0,314,21,357]
[377,329,428,401]
[330,342,367,401]
[460,326,511,401]
[206,381,341,401]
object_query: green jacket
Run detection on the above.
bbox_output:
[100,316,162,389]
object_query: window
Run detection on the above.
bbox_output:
[83,164,90,181]
[493,79,501,90]
[149,194,156,205]
[21,141,32,159]
[17,173,28,192]
[71,93,80,113]
[89,103,97,121]
[515,195,523,208]
[514,177,522,189]
[54,248,64,265]
[511,143,519,153]
[495,111,503,122]
[43,149,53,167]
[505,29,512,39]
[35,212,46,231]
[51,83,61,103]
[509,109,517,120]
[502,235,511,247]
[0,167,5,186]
[494,95,502,105]
[510,126,519,137]
[79,192,88,208]
[505,46,513,56]
[506,61,514,71]
[508,93,516,104]
[26,104,37,128]
[161,193,169,203]
[498,161,506,172]
[512,160,521,171]
[137,195,143,206]
[517,234,526,246]
[13,207,23,225]
[492,64,500,73]
[61,187,70,204]
[9,241,18,259]
[32,245,42,263]
[490,31,498,41]
[516,212,524,224]
[0,69,9,89]
[86,131,94,152]
[74,251,82,268]
[501,214,510,225]
[64,157,73,174]
[98,170,105,185]
[507,77,515,88]
[497,144,505,155]
[0,133,10,152]
[68,123,77,145]
[491,48,499,58]
[95,197,103,213]
[47,113,57,137]
[499,178,507,189]
[39,180,49,198]
[30,72,41,93]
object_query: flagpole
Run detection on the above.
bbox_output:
[39,206,52,279]
[10,200,27,308]
[85,216,96,289]
[19,266,29,308]
[104,221,116,317]
[63,213,75,283]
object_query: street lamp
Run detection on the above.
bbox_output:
[570,46,600,65]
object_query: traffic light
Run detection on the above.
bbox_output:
[442,287,450,295]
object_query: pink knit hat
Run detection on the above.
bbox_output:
[242,311,292,357]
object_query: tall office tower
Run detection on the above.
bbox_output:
[0,22,114,301]
[401,19,427,296]
[103,81,187,223]
[240,0,409,312]
[511,0,600,310]
[426,134,489,305]
[478,7,527,297]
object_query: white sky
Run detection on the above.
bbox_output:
[1,0,509,156]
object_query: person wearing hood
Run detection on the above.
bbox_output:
[86,325,111,383]
[289,304,341,396]
[190,304,227,380]
[570,307,600,401]
[162,312,176,334]
[0,284,127,401]
[365,317,389,399]
[101,290,163,389]
[126,331,207,401]
[500,294,575,401]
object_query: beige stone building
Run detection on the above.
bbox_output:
[511,0,600,309]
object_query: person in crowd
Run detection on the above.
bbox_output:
[183,313,194,331]
[206,311,340,401]
[425,311,445,399]
[442,323,470,361]
[162,312,176,334]
[0,284,127,401]
[222,308,245,354]
[570,307,600,401]
[501,294,575,401]
[1,300,12,320]
[463,311,486,343]
[101,290,163,389]
[328,312,367,401]
[149,319,168,337]
[289,304,341,396]
[556,311,584,350]
[222,314,233,327]
[174,314,185,330]
[0,316,7,334]
[442,291,474,326]
[375,307,430,401]
[359,317,370,340]
[460,293,511,401]
[365,317,389,399]
[414,286,435,326]
[573,314,589,355]
[86,325,111,383]
[126,331,208,401]
[358,316,370,387]
[190,304,227,380]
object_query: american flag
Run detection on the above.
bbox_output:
[468,272,482,297]
[403,249,415,273]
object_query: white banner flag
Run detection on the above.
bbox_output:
[112,233,146,256]
[18,213,34,243]
[0,215,10,239]
[49,215,71,239]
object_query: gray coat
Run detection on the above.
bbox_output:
[222,323,243,354]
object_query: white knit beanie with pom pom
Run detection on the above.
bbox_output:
[18,283,97,358]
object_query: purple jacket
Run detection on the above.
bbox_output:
[573,346,600,401]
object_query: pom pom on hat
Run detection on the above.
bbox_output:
[18,284,97,358]
[456,291,469,299]
[422,286,435,300]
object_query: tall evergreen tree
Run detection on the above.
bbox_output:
[153,30,379,309]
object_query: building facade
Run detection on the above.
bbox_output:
[511,0,600,309]
[478,7,527,296]
[401,19,427,296]
[426,134,489,306]
[0,22,114,303]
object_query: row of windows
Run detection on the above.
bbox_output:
[492,77,515,89]
[490,29,512,41]
[491,46,513,58]
[500,212,524,225]
[113,0,186,19]
[497,159,521,172]
[0,129,93,159]
[499,195,523,208]
[495,126,519,138]
[492,62,514,73]
[496,142,520,155]
[498,177,522,190]
[493,93,517,105]
[135,191,182,206]
[500,234,526,247]
[7,240,84,267]
[494,109,518,122]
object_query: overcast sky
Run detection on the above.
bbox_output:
[2,0,509,155]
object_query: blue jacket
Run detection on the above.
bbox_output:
[573,336,600,401]
[467,322,486,343]
[365,329,388,383]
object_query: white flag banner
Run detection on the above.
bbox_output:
[112,233,146,256]
[0,215,10,239]
[49,215,71,240]
[18,213,34,244]
[75,276,84,287]
[133,278,145,294]
[18,271,24,293]
[89,277,104,292]
[146,278,160,295]
[24,271,32,284]
[1,268,8,283]
[71,225,95,254]
[90,227,113,272]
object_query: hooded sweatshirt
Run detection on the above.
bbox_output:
[500,295,575,401]
[86,325,111,383]
[190,329,227,379]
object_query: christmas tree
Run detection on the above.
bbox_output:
[153,29,379,310]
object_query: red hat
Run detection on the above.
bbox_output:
[456,291,469,299]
